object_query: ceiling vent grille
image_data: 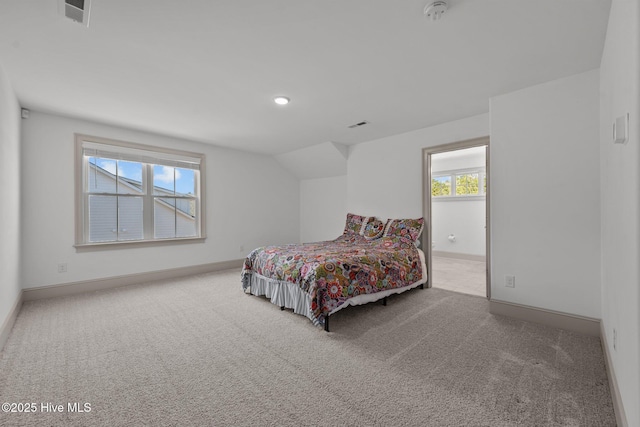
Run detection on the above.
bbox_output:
[59,0,91,27]
[348,121,369,129]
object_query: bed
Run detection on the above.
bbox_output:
[241,214,428,331]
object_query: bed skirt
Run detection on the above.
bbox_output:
[242,273,320,325]
[243,259,428,329]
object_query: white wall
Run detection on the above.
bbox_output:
[276,142,348,180]
[300,175,347,243]
[431,147,486,172]
[490,69,601,319]
[300,114,490,245]
[599,0,640,424]
[0,64,21,333]
[431,148,486,256]
[432,200,485,256]
[347,114,490,221]
[21,111,299,289]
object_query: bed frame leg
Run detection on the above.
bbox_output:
[420,283,424,289]
[383,296,387,306]
[324,316,330,332]
[280,306,285,311]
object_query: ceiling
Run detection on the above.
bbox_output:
[432,145,485,161]
[0,0,611,155]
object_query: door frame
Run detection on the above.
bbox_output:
[422,136,491,299]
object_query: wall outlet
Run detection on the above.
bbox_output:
[240,245,244,253]
[504,275,515,288]
[613,328,617,351]
[57,263,67,273]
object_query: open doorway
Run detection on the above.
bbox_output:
[422,137,490,298]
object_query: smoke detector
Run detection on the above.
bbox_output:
[424,1,448,21]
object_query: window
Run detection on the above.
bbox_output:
[75,134,205,247]
[432,175,452,196]
[432,168,486,199]
[455,172,479,195]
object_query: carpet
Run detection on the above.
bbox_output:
[432,256,487,297]
[0,269,615,426]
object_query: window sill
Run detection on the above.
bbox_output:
[74,236,206,252]
[432,195,486,202]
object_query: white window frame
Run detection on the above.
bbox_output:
[432,167,486,201]
[74,134,206,249]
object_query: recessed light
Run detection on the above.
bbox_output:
[274,96,290,105]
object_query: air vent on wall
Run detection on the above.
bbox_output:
[59,0,91,27]
[348,121,369,129]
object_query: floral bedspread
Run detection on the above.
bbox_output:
[241,234,424,326]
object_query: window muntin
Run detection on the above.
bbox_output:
[76,135,205,247]
[432,168,486,199]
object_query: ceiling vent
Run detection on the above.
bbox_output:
[348,121,369,129]
[59,0,91,27]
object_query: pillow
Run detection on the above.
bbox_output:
[383,217,425,244]
[343,213,368,235]
[360,217,385,240]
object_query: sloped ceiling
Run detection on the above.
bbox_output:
[275,141,348,180]
[0,0,611,155]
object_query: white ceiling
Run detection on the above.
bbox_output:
[0,0,611,155]
[433,145,485,161]
[275,141,348,180]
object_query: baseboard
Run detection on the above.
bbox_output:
[0,292,23,353]
[600,323,628,427]
[489,299,600,337]
[432,251,486,262]
[23,259,244,302]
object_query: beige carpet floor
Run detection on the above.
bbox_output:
[432,256,487,297]
[0,269,615,426]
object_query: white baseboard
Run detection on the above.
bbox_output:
[489,299,600,337]
[432,251,486,262]
[23,259,244,302]
[0,292,23,353]
[600,323,628,427]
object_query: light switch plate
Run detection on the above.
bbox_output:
[505,275,515,288]
[613,113,629,144]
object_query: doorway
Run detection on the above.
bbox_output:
[422,137,490,299]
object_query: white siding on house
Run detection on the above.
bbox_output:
[88,165,146,242]
[175,203,196,237]
[86,161,196,242]
[117,197,143,241]
[153,201,174,239]
[88,165,117,193]
[153,194,196,239]
[88,196,117,242]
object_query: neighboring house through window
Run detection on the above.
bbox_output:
[75,134,205,247]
